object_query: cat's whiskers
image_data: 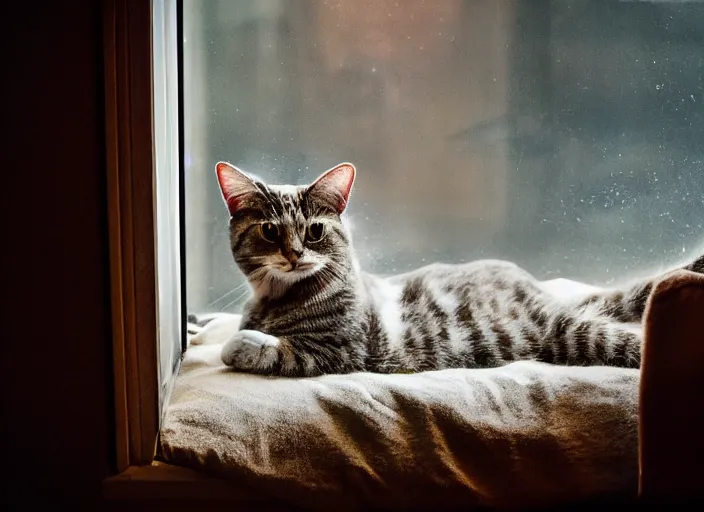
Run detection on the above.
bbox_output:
[244,254,349,300]
[247,265,296,299]
[247,266,272,290]
[208,281,250,309]
[218,287,253,312]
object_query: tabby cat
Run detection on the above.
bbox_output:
[208,161,703,377]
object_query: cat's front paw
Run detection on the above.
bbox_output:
[220,329,281,372]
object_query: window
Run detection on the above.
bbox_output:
[183,0,704,319]
[105,0,704,479]
[153,0,182,424]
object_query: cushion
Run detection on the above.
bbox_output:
[159,336,639,509]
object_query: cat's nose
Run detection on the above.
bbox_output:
[289,249,302,261]
[287,248,303,267]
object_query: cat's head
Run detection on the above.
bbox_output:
[216,161,356,298]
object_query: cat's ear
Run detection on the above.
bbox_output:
[306,163,356,214]
[215,162,259,216]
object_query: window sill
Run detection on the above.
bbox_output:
[103,461,284,507]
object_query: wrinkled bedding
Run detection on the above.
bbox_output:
[159,332,640,509]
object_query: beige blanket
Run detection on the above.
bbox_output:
[160,331,639,509]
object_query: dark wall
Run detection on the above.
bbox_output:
[1,1,113,506]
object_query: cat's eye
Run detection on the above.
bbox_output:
[306,222,325,243]
[259,222,279,243]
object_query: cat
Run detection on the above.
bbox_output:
[205,160,703,377]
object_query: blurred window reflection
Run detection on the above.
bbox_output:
[183,0,704,314]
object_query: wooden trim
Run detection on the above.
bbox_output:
[104,0,160,470]
[103,463,294,509]
[104,462,254,502]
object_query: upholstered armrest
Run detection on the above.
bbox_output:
[639,270,704,502]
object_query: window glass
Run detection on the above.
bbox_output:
[184,0,704,315]
[154,0,182,410]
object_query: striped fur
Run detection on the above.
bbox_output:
[213,161,704,377]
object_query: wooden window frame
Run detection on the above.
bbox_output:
[103,0,162,472]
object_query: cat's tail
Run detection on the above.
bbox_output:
[577,250,704,324]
